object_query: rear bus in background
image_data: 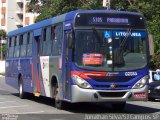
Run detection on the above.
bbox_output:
[5,10,149,110]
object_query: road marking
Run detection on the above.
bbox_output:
[0,101,16,104]
[18,111,44,114]
[0,105,28,109]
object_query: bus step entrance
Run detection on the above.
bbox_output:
[34,92,40,97]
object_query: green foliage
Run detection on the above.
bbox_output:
[34,0,81,22]
[1,44,6,57]
[79,0,103,10]
[28,0,39,13]
[29,0,104,22]
[0,30,7,59]
[0,30,6,39]
[111,0,130,10]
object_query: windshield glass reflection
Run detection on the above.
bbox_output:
[74,29,147,71]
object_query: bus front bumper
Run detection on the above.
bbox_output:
[71,85,148,103]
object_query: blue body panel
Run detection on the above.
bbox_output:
[6,58,33,93]
[70,64,149,90]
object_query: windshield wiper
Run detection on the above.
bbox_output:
[120,29,131,48]
[92,27,103,45]
[113,29,131,67]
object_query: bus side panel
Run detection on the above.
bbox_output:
[21,58,33,93]
[39,56,62,98]
[5,58,33,93]
[5,59,18,90]
[39,56,50,97]
[49,56,62,98]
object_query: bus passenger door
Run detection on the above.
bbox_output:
[63,31,72,100]
[32,35,41,96]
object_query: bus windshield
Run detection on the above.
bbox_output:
[74,29,147,71]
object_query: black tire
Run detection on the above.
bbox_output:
[148,98,155,101]
[53,83,65,109]
[112,102,126,111]
[18,77,25,99]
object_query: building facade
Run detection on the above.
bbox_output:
[0,0,39,33]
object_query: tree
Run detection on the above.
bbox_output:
[28,0,104,22]
[79,0,103,9]
[0,30,6,40]
[28,0,82,22]
[0,30,7,60]
[28,0,42,13]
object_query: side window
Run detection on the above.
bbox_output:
[43,27,51,55]
[9,37,15,58]
[43,28,47,41]
[27,32,33,57]
[23,33,27,57]
[16,36,20,46]
[52,24,63,56]
[19,34,23,45]
[20,34,27,57]
[51,26,55,40]
[7,37,11,57]
[14,36,20,58]
[11,37,15,47]
[46,27,51,41]
[27,32,30,44]
[42,28,46,55]
[14,36,17,47]
[9,37,11,47]
[23,33,27,45]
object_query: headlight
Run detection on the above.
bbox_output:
[155,86,160,89]
[132,76,148,89]
[72,75,92,89]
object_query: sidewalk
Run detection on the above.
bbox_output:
[0,60,5,76]
[0,75,4,77]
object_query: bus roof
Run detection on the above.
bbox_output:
[8,10,143,37]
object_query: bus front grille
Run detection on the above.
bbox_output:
[89,76,134,82]
[94,85,131,90]
[98,92,127,97]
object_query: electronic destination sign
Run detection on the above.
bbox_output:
[89,17,129,24]
[75,13,145,29]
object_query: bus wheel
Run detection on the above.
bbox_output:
[112,102,126,111]
[148,98,155,101]
[54,83,65,109]
[18,77,25,99]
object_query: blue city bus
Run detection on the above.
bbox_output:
[5,10,149,110]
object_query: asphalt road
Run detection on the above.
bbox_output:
[0,76,160,120]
